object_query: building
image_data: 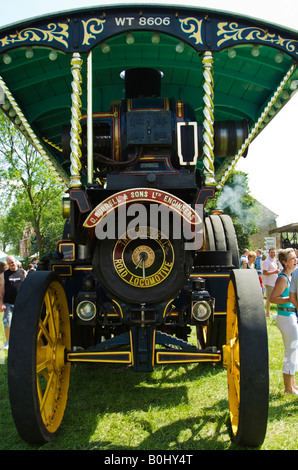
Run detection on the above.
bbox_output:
[249,200,279,251]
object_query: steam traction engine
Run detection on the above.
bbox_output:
[3,5,288,448]
[9,66,268,447]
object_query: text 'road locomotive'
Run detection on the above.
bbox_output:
[2,4,298,447]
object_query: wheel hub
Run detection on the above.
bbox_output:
[52,337,67,373]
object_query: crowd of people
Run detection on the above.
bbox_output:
[0,255,38,350]
[240,246,298,396]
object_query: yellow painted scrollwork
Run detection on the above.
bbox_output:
[179,17,203,45]
[82,18,106,46]
[217,22,298,55]
[0,23,69,49]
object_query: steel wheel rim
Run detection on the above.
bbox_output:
[226,279,240,435]
[36,280,71,433]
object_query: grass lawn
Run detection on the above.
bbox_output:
[0,304,297,451]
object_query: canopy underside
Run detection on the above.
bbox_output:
[0,5,297,184]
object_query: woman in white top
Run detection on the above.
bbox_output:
[270,248,298,395]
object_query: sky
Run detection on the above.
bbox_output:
[0,0,297,227]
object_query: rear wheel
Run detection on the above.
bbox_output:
[196,213,238,350]
[224,269,269,447]
[8,271,71,444]
[205,213,239,268]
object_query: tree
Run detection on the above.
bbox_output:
[0,112,66,256]
[206,171,262,252]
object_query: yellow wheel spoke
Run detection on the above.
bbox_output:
[37,281,70,432]
[38,318,53,346]
[34,279,71,433]
[39,371,55,414]
[44,291,59,339]
[36,359,52,374]
[233,372,240,400]
[226,278,240,434]
[37,310,50,340]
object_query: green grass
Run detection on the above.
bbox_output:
[0,305,297,450]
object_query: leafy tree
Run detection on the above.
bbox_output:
[0,112,66,256]
[0,200,31,253]
[206,171,262,253]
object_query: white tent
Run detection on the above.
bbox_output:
[0,250,8,260]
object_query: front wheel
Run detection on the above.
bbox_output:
[223,269,269,447]
[8,271,71,444]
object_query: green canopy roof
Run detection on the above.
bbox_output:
[0,4,297,185]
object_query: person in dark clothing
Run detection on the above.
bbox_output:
[0,256,26,350]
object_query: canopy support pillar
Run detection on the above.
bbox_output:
[87,50,93,184]
[69,52,83,189]
[202,51,215,187]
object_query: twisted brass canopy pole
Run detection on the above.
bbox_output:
[202,51,215,187]
[69,52,83,188]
